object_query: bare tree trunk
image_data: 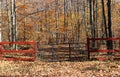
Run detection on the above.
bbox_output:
[12,0,17,49]
[77,0,80,42]
[107,0,113,39]
[83,1,88,37]
[95,0,98,38]
[0,1,2,42]
[89,0,95,38]
[45,4,49,44]
[64,0,67,42]
[101,0,108,38]
[89,0,96,47]
[6,0,10,42]
[107,0,113,53]
[8,0,12,43]
[69,0,74,43]
[55,0,59,44]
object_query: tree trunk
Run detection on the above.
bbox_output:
[12,0,17,49]
[89,0,95,38]
[89,0,96,47]
[64,0,67,42]
[101,0,108,38]
[7,0,12,43]
[55,0,59,44]
[0,1,2,42]
[83,1,88,37]
[107,0,113,53]
[77,0,80,42]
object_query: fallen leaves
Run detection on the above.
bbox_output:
[0,61,120,77]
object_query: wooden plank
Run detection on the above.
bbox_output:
[0,41,37,61]
[1,50,36,53]
[89,38,120,40]
[90,49,120,52]
[0,42,36,44]
[6,57,35,61]
[90,50,115,52]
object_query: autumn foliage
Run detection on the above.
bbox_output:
[0,0,119,44]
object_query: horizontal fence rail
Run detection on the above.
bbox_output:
[0,42,36,61]
[37,43,87,62]
[87,38,120,60]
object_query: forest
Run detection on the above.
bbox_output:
[0,0,120,76]
[0,0,119,44]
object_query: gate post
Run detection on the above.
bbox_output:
[87,38,90,60]
[34,42,37,61]
[0,44,2,60]
[69,43,71,61]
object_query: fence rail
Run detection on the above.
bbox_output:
[87,38,120,60]
[37,43,87,62]
[0,42,36,61]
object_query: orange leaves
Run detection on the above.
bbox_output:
[17,2,33,10]
[1,0,119,44]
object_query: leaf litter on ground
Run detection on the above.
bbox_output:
[0,61,120,77]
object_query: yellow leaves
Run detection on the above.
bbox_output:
[17,4,28,10]
[16,2,35,16]
[16,2,23,7]
[17,1,33,10]
[2,0,120,44]
[55,26,71,34]
[72,13,75,19]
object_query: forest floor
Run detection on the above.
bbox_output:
[0,61,120,77]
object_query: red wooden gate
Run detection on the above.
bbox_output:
[87,38,120,60]
[0,42,36,61]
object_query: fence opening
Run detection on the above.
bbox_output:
[37,43,87,62]
[87,38,120,60]
[0,42,36,61]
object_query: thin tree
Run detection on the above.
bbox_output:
[101,0,108,38]
[55,0,59,44]
[0,0,2,42]
[12,0,17,49]
[83,0,88,37]
[95,0,98,38]
[64,0,67,42]
[107,0,113,52]
[89,0,96,38]
[77,0,80,42]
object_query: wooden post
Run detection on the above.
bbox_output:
[0,1,2,60]
[34,42,37,61]
[0,44,2,60]
[51,44,54,62]
[69,43,71,61]
[87,38,90,60]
